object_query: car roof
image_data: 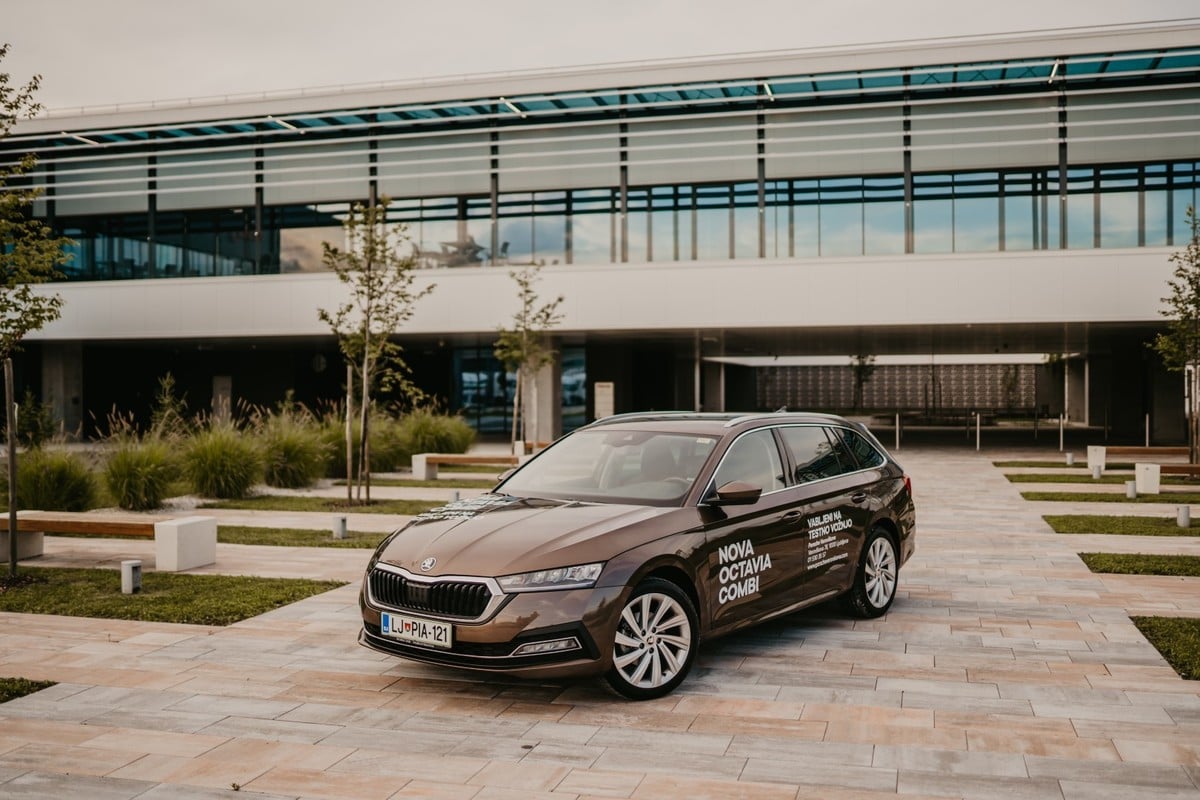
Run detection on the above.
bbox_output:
[583,411,855,436]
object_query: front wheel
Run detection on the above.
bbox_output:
[604,578,698,700]
[843,527,899,619]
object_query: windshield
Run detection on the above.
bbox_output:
[497,429,719,505]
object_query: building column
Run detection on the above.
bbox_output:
[523,347,562,447]
[41,342,83,438]
[1065,356,1088,424]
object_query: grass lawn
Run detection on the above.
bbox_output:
[1022,491,1200,504]
[1006,473,1193,486]
[218,525,389,548]
[0,677,55,704]
[200,496,440,515]
[1044,515,1200,536]
[1078,552,1200,578]
[1132,617,1200,681]
[0,567,346,625]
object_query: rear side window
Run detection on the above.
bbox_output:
[779,426,854,483]
[837,428,885,469]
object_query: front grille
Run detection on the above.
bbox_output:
[369,567,493,618]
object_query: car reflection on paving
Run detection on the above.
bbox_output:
[360,411,916,699]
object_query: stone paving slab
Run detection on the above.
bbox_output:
[1,446,1198,798]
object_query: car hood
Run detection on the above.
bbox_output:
[375,494,687,578]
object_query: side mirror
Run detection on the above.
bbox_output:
[706,480,762,506]
[496,468,516,483]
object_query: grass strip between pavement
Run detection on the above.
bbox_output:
[0,567,346,626]
[218,525,389,548]
[332,477,499,489]
[200,496,440,515]
[0,677,55,704]
[1043,515,1200,536]
[1006,473,1194,486]
[1022,491,1200,504]
[994,460,1138,469]
[1078,552,1200,578]
[1132,617,1200,681]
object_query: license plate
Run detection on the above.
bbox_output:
[380,612,453,649]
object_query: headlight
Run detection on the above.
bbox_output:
[497,562,604,593]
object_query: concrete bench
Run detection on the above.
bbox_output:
[1,511,217,572]
[411,453,519,481]
[1158,464,1200,477]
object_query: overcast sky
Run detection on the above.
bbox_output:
[5,0,1199,111]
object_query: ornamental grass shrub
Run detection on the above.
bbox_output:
[396,408,475,462]
[15,448,98,511]
[369,413,409,472]
[104,439,178,511]
[182,422,262,499]
[257,408,329,489]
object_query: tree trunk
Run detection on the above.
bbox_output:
[360,345,371,504]
[6,358,17,578]
[345,362,353,504]
[1191,364,1199,465]
[528,369,539,453]
[510,371,522,456]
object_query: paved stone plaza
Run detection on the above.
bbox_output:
[0,446,1197,799]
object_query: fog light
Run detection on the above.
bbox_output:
[511,637,581,656]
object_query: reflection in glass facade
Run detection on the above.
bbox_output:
[454,346,586,434]
[51,160,1200,282]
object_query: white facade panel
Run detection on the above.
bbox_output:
[499,123,619,192]
[626,114,757,185]
[52,155,148,216]
[765,107,903,178]
[31,248,1174,343]
[263,140,367,205]
[1068,87,1200,165]
[911,96,1057,172]
[158,148,255,211]
[376,132,490,199]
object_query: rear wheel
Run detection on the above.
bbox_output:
[604,578,698,700]
[843,527,898,618]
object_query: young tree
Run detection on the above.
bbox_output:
[1153,205,1200,463]
[319,198,433,503]
[494,265,563,454]
[2,44,72,577]
[851,353,876,410]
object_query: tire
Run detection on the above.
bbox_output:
[843,527,899,619]
[604,578,698,700]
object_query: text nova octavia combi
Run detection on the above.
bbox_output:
[360,412,915,699]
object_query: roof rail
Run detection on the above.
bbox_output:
[586,411,730,427]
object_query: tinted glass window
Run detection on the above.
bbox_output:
[838,428,886,469]
[779,426,853,483]
[712,430,785,494]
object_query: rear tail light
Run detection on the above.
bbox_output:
[903,475,912,497]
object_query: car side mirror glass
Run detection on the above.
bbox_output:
[707,480,762,506]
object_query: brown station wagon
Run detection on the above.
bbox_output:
[359,411,916,699]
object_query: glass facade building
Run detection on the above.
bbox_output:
[6,23,1200,439]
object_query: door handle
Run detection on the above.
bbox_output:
[851,492,868,504]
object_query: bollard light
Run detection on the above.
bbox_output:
[1065,453,1075,466]
[1178,505,1191,528]
[1125,480,1136,500]
[1091,465,1102,480]
[332,515,347,540]
[121,560,142,594]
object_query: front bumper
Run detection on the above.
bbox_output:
[359,583,626,680]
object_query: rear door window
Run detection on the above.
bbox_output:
[779,426,854,483]
[836,428,885,469]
